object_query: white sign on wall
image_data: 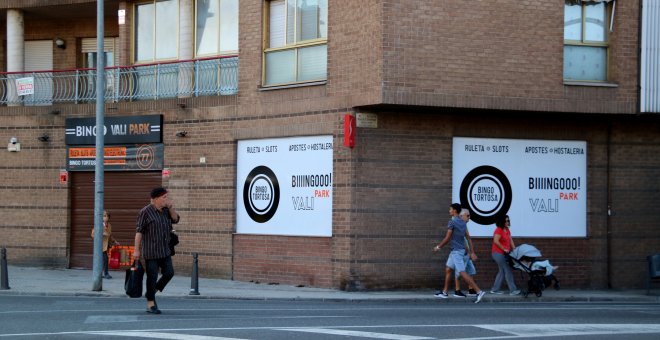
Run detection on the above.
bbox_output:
[452,137,587,237]
[237,135,333,236]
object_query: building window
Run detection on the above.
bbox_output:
[264,0,328,86]
[564,0,611,82]
[135,0,179,63]
[196,0,239,57]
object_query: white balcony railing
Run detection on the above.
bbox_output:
[0,56,238,106]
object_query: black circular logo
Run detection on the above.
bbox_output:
[459,165,512,225]
[243,166,280,223]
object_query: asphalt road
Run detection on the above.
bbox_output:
[0,296,659,339]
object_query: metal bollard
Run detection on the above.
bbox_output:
[1,248,9,290]
[189,252,200,295]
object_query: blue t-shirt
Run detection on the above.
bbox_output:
[448,216,467,251]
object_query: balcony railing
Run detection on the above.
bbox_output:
[0,56,238,106]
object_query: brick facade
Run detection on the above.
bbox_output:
[0,0,658,290]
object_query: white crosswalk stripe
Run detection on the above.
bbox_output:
[90,331,247,340]
[476,324,660,337]
[280,328,434,339]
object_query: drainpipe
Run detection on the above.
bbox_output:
[6,9,24,106]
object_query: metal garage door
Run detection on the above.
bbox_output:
[24,40,53,106]
[69,171,162,269]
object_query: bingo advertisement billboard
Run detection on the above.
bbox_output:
[236,135,333,237]
[453,137,587,237]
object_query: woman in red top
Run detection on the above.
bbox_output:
[490,214,520,295]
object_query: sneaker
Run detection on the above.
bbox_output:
[467,289,478,296]
[474,291,486,304]
[103,274,112,279]
[509,289,521,295]
[489,290,504,294]
[453,290,466,297]
[434,291,449,299]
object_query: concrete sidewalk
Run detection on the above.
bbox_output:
[1,265,659,303]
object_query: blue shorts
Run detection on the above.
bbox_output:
[464,255,476,276]
[446,250,466,278]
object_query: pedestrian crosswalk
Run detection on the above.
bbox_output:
[279,328,434,339]
[91,328,432,340]
[32,323,660,339]
[93,332,245,340]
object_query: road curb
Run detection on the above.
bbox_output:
[1,290,659,303]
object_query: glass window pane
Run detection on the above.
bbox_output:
[155,0,178,59]
[270,0,285,48]
[105,52,114,67]
[563,45,607,81]
[298,44,327,81]
[287,0,296,44]
[564,4,582,41]
[85,52,96,68]
[265,49,296,85]
[197,0,220,55]
[299,0,319,41]
[136,3,155,61]
[219,0,239,52]
[585,3,607,42]
[319,0,327,38]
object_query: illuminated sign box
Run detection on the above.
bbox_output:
[65,115,163,145]
[66,144,164,171]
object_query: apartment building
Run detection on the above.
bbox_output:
[0,0,658,290]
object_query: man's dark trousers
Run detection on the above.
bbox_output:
[145,256,174,301]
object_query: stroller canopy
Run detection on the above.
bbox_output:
[509,244,542,260]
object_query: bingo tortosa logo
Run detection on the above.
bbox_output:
[243,166,280,223]
[459,165,512,225]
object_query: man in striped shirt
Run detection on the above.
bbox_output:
[134,187,180,314]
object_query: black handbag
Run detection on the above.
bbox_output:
[124,260,144,298]
[169,231,179,256]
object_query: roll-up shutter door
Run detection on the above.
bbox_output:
[24,40,53,106]
[641,0,660,113]
[69,171,162,269]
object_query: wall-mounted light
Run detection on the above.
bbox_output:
[38,134,50,142]
[55,38,66,49]
[49,109,60,115]
[177,102,187,109]
[8,137,20,152]
[175,131,188,138]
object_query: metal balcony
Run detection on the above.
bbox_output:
[0,56,238,106]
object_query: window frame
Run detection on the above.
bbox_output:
[262,0,328,87]
[133,0,180,64]
[563,1,612,82]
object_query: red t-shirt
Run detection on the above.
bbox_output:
[492,227,512,254]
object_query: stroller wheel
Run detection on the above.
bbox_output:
[523,290,529,298]
[535,291,542,297]
[554,281,561,290]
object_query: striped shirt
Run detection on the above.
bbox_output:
[136,204,179,260]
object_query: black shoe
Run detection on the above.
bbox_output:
[103,274,112,279]
[146,306,161,314]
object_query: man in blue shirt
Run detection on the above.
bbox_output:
[433,203,486,303]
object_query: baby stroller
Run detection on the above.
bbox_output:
[508,244,560,297]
